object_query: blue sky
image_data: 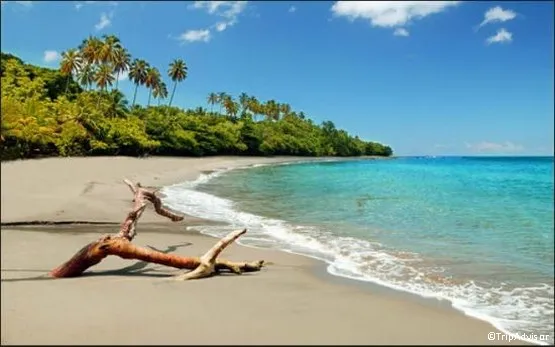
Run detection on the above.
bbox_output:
[1,1,553,156]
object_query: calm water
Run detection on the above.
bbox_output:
[162,156,554,344]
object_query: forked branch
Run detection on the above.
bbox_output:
[49,179,264,279]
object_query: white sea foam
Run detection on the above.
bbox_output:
[161,168,554,346]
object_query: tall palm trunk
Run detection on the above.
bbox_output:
[132,84,139,106]
[115,71,120,90]
[65,75,71,94]
[168,81,178,107]
[147,89,152,107]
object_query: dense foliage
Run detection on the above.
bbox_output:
[0,35,393,160]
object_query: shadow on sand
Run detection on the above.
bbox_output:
[1,242,193,283]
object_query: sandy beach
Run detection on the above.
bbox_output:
[1,156,526,345]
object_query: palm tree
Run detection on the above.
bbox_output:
[248,96,260,121]
[77,63,96,90]
[167,59,187,107]
[99,34,122,65]
[207,92,218,114]
[144,66,161,106]
[153,81,168,105]
[259,103,268,120]
[60,48,82,93]
[217,92,227,114]
[265,100,279,121]
[95,64,116,91]
[107,90,129,117]
[228,101,239,118]
[239,92,250,116]
[280,103,291,118]
[79,35,103,66]
[223,95,238,118]
[94,63,116,107]
[152,85,161,102]
[112,47,131,90]
[159,82,168,105]
[128,59,149,106]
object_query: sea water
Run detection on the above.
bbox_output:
[161,156,554,344]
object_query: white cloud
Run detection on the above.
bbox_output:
[289,5,296,13]
[185,1,248,40]
[75,1,116,11]
[192,0,247,21]
[43,50,60,63]
[330,1,460,35]
[15,1,32,7]
[117,70,128,81]
[465,141,524,153]
[486,28,512,45]
[2,0,33,7]
[95,12,112,31]
[393,27,409,37]
[190,1,226,14]
[191,1,247,18]
[215,22,228,32]
[478,6,516,29]
[179,29,211,43]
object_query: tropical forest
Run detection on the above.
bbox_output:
[0,34,393,161]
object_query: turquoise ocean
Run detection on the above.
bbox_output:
[161,156,554,344]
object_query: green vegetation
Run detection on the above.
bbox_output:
[0,35,393,161]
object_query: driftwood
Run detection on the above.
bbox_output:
[49,179,264,280]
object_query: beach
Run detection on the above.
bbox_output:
[1,156,527,345]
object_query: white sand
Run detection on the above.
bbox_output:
[1,156,527,345]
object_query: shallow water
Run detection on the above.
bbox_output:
[162,156,554,345]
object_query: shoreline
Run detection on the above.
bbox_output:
[1,156,531,345]
[201,230,544,347]
[155,157,548,346]
[1,156,325,224]
[156,157,549,346]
